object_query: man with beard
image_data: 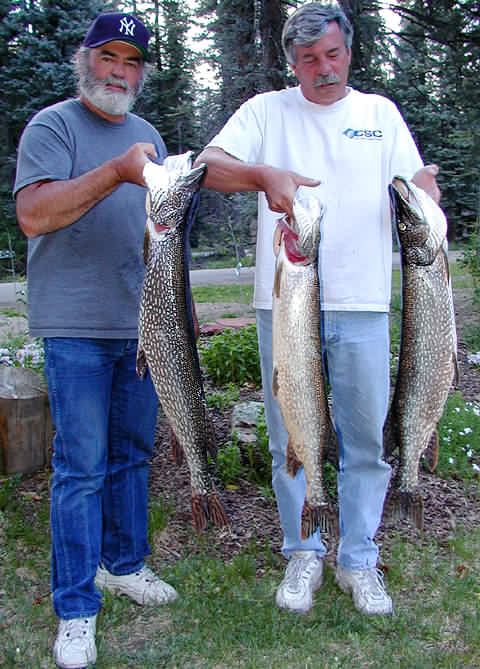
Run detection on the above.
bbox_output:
[14,13,176,668]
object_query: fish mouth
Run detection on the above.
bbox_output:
[179,163,207,190]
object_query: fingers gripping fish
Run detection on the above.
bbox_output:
[137,152,229,533]
[272,187,337,539]
[384,176,457,530]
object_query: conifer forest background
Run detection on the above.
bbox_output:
[0,0,478,276]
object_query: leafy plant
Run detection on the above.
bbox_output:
[200,324,261,387]
[216,434,243,487]
[206,383,240,411]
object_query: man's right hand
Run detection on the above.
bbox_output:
[194,147,320,220]
[261,166,320,219]
[111,143,158,187]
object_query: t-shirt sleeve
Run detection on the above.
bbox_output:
[207,97,264,164]
[13,112,75,197]
[387,102,424,181]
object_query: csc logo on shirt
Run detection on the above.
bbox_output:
[343,128,383,140]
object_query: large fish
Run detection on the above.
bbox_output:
[385,176,457,530]
[272,187,336,539]
[137,152,229,533]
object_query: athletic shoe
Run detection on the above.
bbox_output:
[275,550,323,613]
[53,615,97,669]
[95,563,177,605]
[336,565,393,615]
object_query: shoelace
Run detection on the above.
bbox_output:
[61,619,91,640]
[355,568,388,598]
[284,556,317,585]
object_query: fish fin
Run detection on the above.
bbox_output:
[301,502,333,539]
[169,426,184,467]
[273,260,283,299]
[143,225,150,265]
[383,411,397,458]
[286,439,302,477]
[191,492,230,533]
[272,366,279,398]
[205,410,217,461]
[136,347,148,379]
[453,351,460,388]
[325,421,339,470]
[387,489,424,530]
[423,428,439,473]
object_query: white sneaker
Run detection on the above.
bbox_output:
[336,566,393,615]
[53,615,97,669]
[95,563,177,605]
[275,550,323,613]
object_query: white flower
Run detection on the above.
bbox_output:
[448,457,454,464]
[467,352,480,365]
[464,427,472,434]
[472,463,480,472]
[467,449,473,458]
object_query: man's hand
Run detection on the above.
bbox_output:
[195,147,320,219]
[412,164,441,204]
[111,142,158,187]
[261,166,320,219]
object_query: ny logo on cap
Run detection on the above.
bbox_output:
[119,17,136,37]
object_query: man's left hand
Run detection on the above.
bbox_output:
[412,164,441,204]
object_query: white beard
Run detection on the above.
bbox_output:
[79,73,137,116]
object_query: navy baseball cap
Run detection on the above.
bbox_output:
[83,13,150,60]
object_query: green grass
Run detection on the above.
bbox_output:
[192,283,253,304]
[1,494,479,668]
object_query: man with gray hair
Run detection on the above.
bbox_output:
[195,2,440,616]
[14,12,176,668]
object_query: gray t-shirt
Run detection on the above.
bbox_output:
[14,98,167,338]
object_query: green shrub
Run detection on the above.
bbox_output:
[206,383,240,410]
[200,324,261,387]
[216,434,243,486]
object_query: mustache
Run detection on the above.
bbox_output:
[313,73,340,87]
[102,75,130,92]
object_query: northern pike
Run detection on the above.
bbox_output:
[137,152,229,533]
[272,187,336,539]
[385,176,457,530]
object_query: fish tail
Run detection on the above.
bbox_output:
[388,490,424,530]
[301,502,332,539]
[191,492,230,533]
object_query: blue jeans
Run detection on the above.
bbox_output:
[256,309,391,569]
[44,338,158,620]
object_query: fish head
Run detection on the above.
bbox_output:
[273,186,325,265]
[143,151,206,237]
[389,176,447,265]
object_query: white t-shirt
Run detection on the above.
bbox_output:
[208,86,423,311]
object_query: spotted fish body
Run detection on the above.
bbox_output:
[137,152,229,533]
[385,176,457,529]
[272,188,336,539]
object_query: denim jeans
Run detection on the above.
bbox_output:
[44,337,158,620]
[256,309,391,569]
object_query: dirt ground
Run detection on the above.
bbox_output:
[146,285,480,576]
